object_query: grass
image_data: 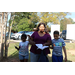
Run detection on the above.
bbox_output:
[7,42,31,62]
[1,42,75,62]
[65,43,75,50]
[48,43,75,62]
[8,42,19,57]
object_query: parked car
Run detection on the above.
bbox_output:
[61,30,67,40]
[25,31,33,36]
[18,31,34,40]
[11,31,29,40]
[6,32,13,38]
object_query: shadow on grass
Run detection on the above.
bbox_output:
[0,51,19,62]
[9,50,18,58]
[0,51,72,62]
[8,51,31,62]
[4,51,72,62]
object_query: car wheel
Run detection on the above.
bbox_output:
[64,38,66,40]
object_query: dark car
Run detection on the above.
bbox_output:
[61,30,67,40]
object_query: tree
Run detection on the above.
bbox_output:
[9,12,71,32]
[17,18,32,31]
[69,18,75,24]
[10,12,40,32]
[46,25,51,32]
[39,12,71,25]
[60,18,74,31]
[74,22,75,24]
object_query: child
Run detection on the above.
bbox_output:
[15,34,29,62]
[50,31,67,62]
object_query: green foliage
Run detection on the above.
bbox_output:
[39,12,70,25]
[18,18,32,31]
[9,12,71,32]
[74,22,75,24]
[60,18,75,31]
[10,12,39,32]
[46,25,51,32]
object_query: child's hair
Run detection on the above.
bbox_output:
[53,31,59,35]
[21,34,27,40]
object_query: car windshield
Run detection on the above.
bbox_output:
[28,32,33,33]
[25,32,33,34]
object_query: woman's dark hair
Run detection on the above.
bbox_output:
[53,31,59,35]
[37,23,46,31]
[21,34,27,40]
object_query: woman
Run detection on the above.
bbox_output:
[29,23,52,62]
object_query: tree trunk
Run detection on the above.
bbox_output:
[4,13,8,58]
[1,25,4,59]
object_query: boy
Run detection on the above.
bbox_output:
[50,31,67,62]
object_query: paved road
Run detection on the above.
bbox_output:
[64,39,71,43]
[10,39,21,43]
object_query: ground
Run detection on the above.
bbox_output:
[0,41,75,62]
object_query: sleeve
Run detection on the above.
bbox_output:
[62,39,66,47]
[51,40,53,47]
[47,34,52,41]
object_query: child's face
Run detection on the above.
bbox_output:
[22,37,26,42]
[54,34,59,40]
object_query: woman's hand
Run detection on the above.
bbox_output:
[29,40,35,45]
[27,35,31,38]
[27,35,33,40]
[43,40,51,46]
[43,44,45,46]
[32,41,35,45]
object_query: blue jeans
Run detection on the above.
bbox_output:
[30,52,41,62]
[19,54,29,60]
[52,55,63,62]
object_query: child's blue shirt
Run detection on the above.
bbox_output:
[52,38,65,56]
